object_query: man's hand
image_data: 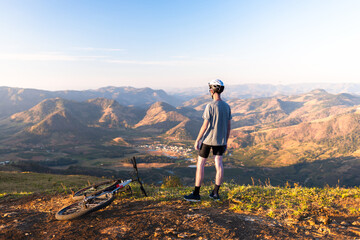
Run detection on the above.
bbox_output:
[194,140,202,150]
[194,120,209,151]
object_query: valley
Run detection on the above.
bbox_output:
[1,85,360,187]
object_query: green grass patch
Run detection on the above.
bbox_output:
[227,184,360,222]
[133,182,360,223]
[0,171,106,198]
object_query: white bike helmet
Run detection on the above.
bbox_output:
[208,79,224,93]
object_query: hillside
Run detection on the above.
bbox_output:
[87,98,145,127]
[226,90,360,167]
[11,97,145,129]
[134,102,202,139]
[1,171,360,239]
[234,113,360,166]
[134,102,187,128]
[165,118,203,140]
[1,97,203,145]
[0,193,298,240]
[182,95,209,111]
[3,97,148,144]
[0,87,54,119]
[0,86,182,119]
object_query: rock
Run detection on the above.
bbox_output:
[349,227,360,235]
[3,212,16,217]
[318,226,330,234]
[100,226,129,236]
[308,218,316,226]
[244,217,255,222]
[189,208,199,212]
[178,233,197,238]
[340,221,349,226]
[186,213,201,219]
[178,233,187,238]
[164,228,177,234]
[317,216,330,225]
[352,221,360,226]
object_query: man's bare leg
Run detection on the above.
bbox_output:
[195,156,207,187]
[209,155,224,200]
[214,155,223,185]
[184,156,206,201]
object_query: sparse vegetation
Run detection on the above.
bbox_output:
[161,175,183,188]
[227,184,360,223]
[2,171,360,239]
[2,170,359,229]
[0,171,104,198]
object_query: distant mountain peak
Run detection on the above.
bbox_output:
[28,109,86,135]
[149,101,176,111]
[134,101,188,129]
[309,89,328,95]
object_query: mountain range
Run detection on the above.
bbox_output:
[226,89,360,167]
[171,82,360,99]
[0,86,182,120]
[0,96,203,146]
[2,85,360,169]
[4,82,360,120]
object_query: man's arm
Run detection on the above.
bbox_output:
[226,120,231,143]
[194,119,209,150]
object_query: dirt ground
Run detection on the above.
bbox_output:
[0,193,359,240]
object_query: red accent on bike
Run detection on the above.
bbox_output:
[116,184,123,189]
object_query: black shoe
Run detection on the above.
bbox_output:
[184,192,201,202]
[209,191,220,201]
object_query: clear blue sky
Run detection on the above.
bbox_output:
[0,0,359,90]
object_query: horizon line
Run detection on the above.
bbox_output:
[2,81,360,93]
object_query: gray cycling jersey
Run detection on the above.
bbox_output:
[202,100,232,146]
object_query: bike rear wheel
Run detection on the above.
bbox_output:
[55,193,115,220]
[73,180,118,200]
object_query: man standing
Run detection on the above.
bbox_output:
[184,79,232,202]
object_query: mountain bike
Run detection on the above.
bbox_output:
[55,157,147,220]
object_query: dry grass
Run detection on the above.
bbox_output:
[0,171,104,198]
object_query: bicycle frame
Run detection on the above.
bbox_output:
[55,157,146,220]
[104,179,133,196]
[82,179,133,204]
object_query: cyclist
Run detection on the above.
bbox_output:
[184,79,232,201]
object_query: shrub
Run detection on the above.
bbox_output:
[161,175,182,188]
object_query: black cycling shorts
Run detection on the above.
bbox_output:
[199,143,226,158]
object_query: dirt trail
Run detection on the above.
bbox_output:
[0,194,358,239]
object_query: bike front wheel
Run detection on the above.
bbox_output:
[55,193,115,220]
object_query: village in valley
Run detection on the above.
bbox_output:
[138,143,194,161]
